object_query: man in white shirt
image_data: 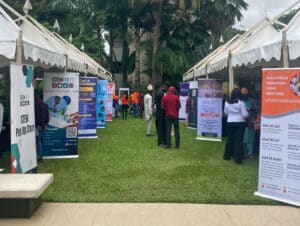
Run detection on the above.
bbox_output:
[144,84,153,136]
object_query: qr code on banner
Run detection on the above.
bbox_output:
[66,127,77,138]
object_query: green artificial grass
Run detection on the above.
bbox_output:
[9,116,278,204]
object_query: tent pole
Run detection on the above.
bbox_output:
[16,30,23,64]
[228,52,234,92]
[193,70,195,81]
[64,55,68,73]
[282,30,289,68]
[205,64,208,79]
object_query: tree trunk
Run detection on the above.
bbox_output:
[151,0,163,86]
[121,40,129,86]
[134,28,141,88]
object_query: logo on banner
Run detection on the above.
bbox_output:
[52,76,75,89]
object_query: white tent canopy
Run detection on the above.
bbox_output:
[286,10,300,60]
[0,6,66,68]
[183,1,300,84]
[231,20,282,68]
[23,16,111,80]
[0,6,19,60]
[0,1,112,80]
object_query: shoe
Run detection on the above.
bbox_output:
[146,134,154,137]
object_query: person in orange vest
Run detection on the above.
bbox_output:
[132,90,139,117]
[121,92,129,120]
[113,92,119,118]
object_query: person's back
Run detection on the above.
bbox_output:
[161,92,180,118]
[161,86,181,149]
[224,100,248,123]
[34,94,49,128]
[154,83,169,146]
[223,88,249,164]
[155,87,165,116]
[34,93,49,159]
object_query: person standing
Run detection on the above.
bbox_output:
[241,87,256,160]
[121,93,129,120]
[113,92,119,118]
[139,91,145,119]
[154,82,169,147]
[132,90,139,117]
[144,85,153,136]
[161,86,181,149]
[34,92,49,160]
[223,88,249,164]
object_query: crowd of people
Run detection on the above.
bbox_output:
[111,83,262,157]
[1,81,262,165]
[112,82,181,150]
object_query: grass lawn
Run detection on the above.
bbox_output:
[3,116,278,204]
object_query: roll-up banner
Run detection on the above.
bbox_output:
[10,63,37,173]
[187,81,198,129]
[78,77,97,138]
[255,68,300,207]
[179,82,189,121]
[43,73,79,159]
[96,80,108,128]
[197,79,223,142]
[106,82,115,121]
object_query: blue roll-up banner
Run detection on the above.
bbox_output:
[196,79,223,141]
[179,82,189,120]
[78,77,97,138]
[96,80,108,128]
[43,73,79,159]
[187,81,198,129]
[10,63,37,173]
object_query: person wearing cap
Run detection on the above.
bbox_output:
[144,84,153,136]
[154,82,169,147]
[161,86,181,149]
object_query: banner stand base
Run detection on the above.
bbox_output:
[254,192,300,207]
[78,136,98,139]
[42,155,79,160]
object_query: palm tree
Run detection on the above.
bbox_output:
[129,1,155,87]
[150,0,200,85]
[200,0,248,35]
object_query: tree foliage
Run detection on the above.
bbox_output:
[3,0,248,87]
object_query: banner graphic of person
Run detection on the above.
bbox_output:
[10,63,37,173]
[43,73,79,158]
[78,77,97,138]
[255,68,300,207]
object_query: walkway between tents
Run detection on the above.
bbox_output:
[0,203,299,226]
